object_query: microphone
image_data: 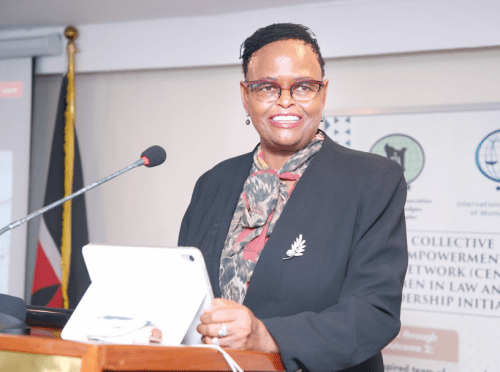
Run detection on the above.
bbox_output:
[0,145,166,237]
[0,294,29,335]
[141,145,166,168]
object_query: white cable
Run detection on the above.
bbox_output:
[194,344,244,372]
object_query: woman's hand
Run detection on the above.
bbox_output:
[196,298,280,353]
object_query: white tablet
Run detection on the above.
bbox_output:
[61,244,214,345]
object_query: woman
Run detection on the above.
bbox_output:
[179,23,408,372]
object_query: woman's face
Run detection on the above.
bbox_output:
[241,39,328,160]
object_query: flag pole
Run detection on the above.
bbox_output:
[61,25,78,309]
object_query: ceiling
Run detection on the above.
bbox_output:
[0,0,337,30]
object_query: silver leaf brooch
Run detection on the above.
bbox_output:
[283,234,306,260]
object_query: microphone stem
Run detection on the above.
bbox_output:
[0,158,144,237]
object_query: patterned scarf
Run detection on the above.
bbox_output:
[219,131,324,303]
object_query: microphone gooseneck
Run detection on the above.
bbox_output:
[0,146,167,237]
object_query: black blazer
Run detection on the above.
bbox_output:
[179,135,408,372]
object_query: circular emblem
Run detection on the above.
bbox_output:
[475,129,500,183]
[370,134,425,184]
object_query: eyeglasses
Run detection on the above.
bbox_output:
[246,80,324,103]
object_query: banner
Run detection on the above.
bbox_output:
[0,57,33,296]
[325,108,500,372]
[31,75,90,309]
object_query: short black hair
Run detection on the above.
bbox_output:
[240,23,325,79]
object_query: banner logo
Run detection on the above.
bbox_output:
[475,129,500,190]
[370,134,425,184]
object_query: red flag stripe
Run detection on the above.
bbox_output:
[32,241,61,293]
[38,217,62,281]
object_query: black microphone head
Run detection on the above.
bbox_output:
[141,145,166,168]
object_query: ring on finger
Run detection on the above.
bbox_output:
[212,336,219,346]
[218,323,228,337]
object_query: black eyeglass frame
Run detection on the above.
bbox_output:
[245,79,325,102]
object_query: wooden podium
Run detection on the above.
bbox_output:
[0,334,284,371]
[0,306,284,371]
[1,307,285,372]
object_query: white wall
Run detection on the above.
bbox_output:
[329,47,500,110]
[1,0,499,75]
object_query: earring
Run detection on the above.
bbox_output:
[320,113,324,123]
[246,113,251,125]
